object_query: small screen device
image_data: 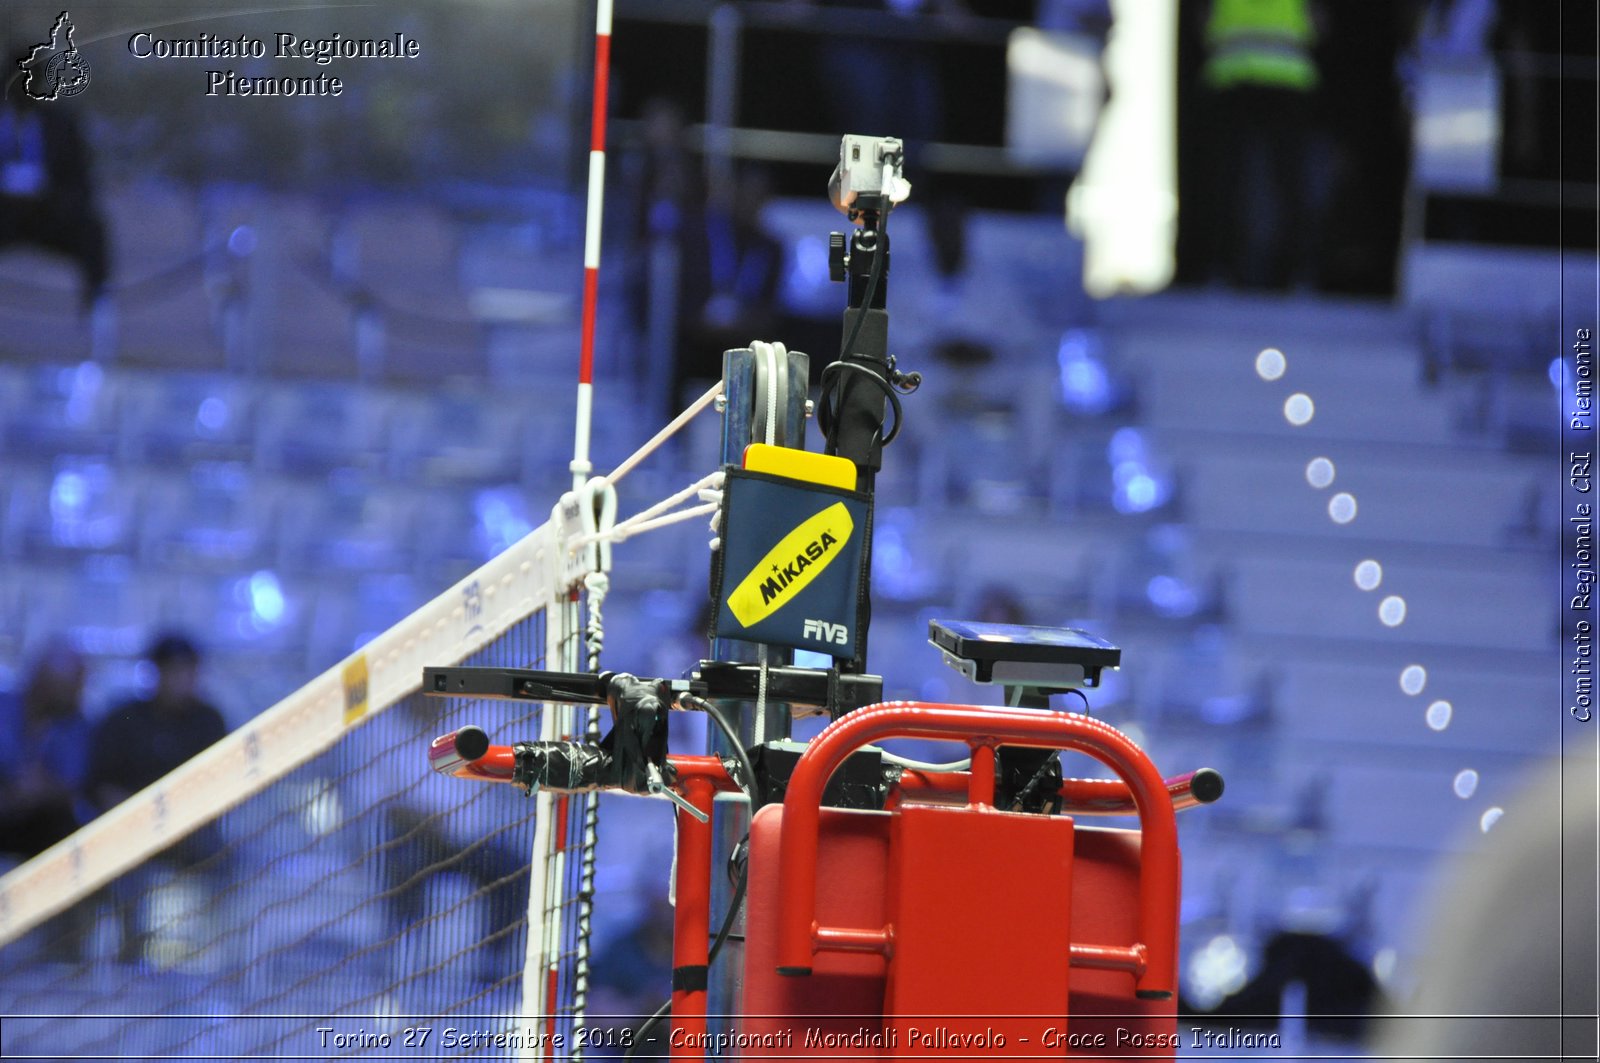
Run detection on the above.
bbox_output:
[928,619,1120,690]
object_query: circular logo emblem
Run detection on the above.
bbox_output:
[45,50,91,98]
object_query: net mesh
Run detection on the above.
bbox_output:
[0,581,600,1059]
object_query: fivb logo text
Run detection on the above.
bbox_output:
[803,619,848,645]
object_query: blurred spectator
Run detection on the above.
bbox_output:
[351,695,526,981]
[1194,929,1381,1040]
[0,639,92,860]
[1194,0,1325,291]
[1413,0,1495,60]
[810,0,972,287]
[672,165,787,400]
[623,101,788,407]
[1310,1,1417,294]
[1494,0,1568,183]
[87,633,227,815]
[0,89,109,310]
[85,632,228,962]
[1037,0,1113,38]
[628,98,702,410]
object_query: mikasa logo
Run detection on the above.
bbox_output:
[759,531,839,605]
[726,502,854,628]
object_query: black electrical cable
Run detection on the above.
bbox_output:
[681,693,764,810]
[626,869,749,1060]
[821,222,890,456]
[819,221,921,456]
[838,228,884,366]
[1009,690,1092,812]
[708,856,749,961]
[624,694,760,1059]
[1013,752,1063,813]
[624,999,671,1060]
[818,359,904,448]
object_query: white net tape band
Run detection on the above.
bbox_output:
[0,518,567,949]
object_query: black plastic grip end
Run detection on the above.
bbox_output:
[1190,767,1225,804]
[454,726,491,762]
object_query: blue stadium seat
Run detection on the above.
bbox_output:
[119,373,257,468]
[387,389,527,486]
[275,478,419,576]
[3,458,140,559]
[255,382,394,476]
[137,461,277,571]
[0,362,121,459]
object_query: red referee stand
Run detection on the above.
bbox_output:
[430,693,1214,1060]
[737,702,1190,1060]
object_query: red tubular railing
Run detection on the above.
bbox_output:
[667,765,717,1058]
[895,766,1222,816]
[775,702,1181,1000]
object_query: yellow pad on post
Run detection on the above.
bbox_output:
[743,443,858,491]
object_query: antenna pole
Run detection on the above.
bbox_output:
[572,0,614,490]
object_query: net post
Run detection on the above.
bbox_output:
[705,343,810,1029]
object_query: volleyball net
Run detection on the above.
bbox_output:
[0,374,726,1059]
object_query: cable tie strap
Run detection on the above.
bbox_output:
[671,965,709,993]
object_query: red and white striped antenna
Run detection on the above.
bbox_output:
[571,0,613,491]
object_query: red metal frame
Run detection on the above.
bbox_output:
[773,703,1180,1000]
[432,700,1189,1053]
[894,766,1216,815]
[662,755,742,1058]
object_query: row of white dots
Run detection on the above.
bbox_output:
[1257,347,1501,833]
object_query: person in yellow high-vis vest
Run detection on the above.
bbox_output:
[1199,0,1325,291]
[1204,0,1319,94]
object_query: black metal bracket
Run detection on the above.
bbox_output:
[691,661,882,720]
[422,663,882,721]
